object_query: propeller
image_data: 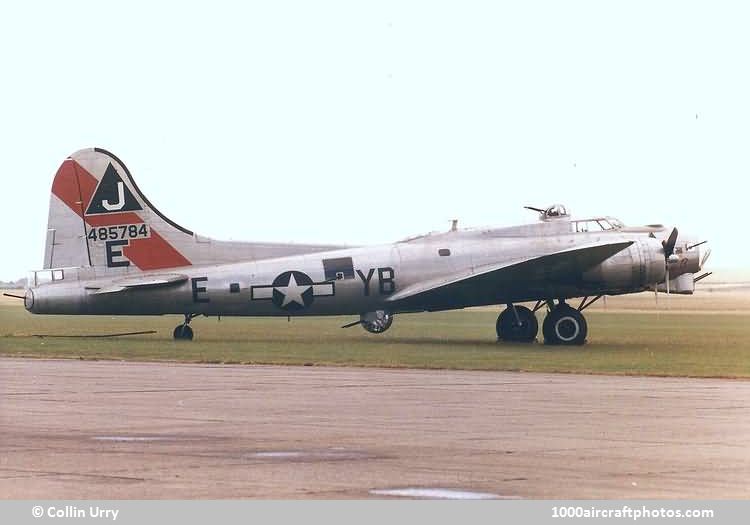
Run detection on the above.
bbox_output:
[660,227,679,308]
[654,228,679,304]
[524,206,546,213]
[662,227,679,259]
[653,229,712,301]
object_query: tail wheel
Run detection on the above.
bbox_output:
[543,305,587,345]
[173,324,194,341]
[496,306,538,342]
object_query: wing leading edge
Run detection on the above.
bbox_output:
[387,241,634,309]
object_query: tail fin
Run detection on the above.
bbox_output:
[46,148,193,271]
[44,148,343,272]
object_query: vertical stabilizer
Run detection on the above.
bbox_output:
[44,148,345,272]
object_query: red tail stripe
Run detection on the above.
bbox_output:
[51,160,91,219]
[52,160,143,225]
[124,232,191,270]
[50,159,192,270]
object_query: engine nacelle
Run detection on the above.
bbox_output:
[581,238,666,292]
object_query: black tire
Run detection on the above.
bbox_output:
[173,324,194,341]
[542,305,587,345]
[496,306,538,343]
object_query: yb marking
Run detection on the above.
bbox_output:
[357,267,395,296]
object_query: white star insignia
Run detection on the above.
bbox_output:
[275,273,311,307]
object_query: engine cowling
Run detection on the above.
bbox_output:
[581,238,666,292]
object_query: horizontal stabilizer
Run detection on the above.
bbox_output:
[86,273,189,294]
[387,241,633,306]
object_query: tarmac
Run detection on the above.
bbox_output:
[1,358,749,499]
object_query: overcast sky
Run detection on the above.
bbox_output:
[1,1,747,280]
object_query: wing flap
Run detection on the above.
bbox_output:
[387,241,633,306]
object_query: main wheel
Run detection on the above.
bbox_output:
[173,324,194,341]
[496,306,538,342]
[542,305,587,345]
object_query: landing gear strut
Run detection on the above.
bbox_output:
[542,301,587,345]
[496,304,538,342]
[173,314,198,341]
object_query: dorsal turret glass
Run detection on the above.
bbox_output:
[545,204,569,219]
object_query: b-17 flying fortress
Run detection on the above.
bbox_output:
[19,148,711,344]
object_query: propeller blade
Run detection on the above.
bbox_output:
[694,272,712,284]
[700,248,712,269]
[662,227,679,258]
[341,320,362,329]
[524,206,546,213]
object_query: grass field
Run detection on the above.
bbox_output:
[1,291,749,378]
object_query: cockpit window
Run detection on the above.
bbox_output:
[573,217,624,232]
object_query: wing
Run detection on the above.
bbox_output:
[387,241,633,309]
[85,273,189,294]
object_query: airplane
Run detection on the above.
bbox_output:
[13,148,712,345]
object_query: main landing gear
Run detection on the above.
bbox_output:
[541,302,587,346]
[496,304,538,343]
[173,314,199,341]
[497,298,598,345]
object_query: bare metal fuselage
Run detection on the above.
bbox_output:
[23,147,710,344]
[27,220,693,318]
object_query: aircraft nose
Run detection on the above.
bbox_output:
[676,237,708,275]
[694,241,712,271]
